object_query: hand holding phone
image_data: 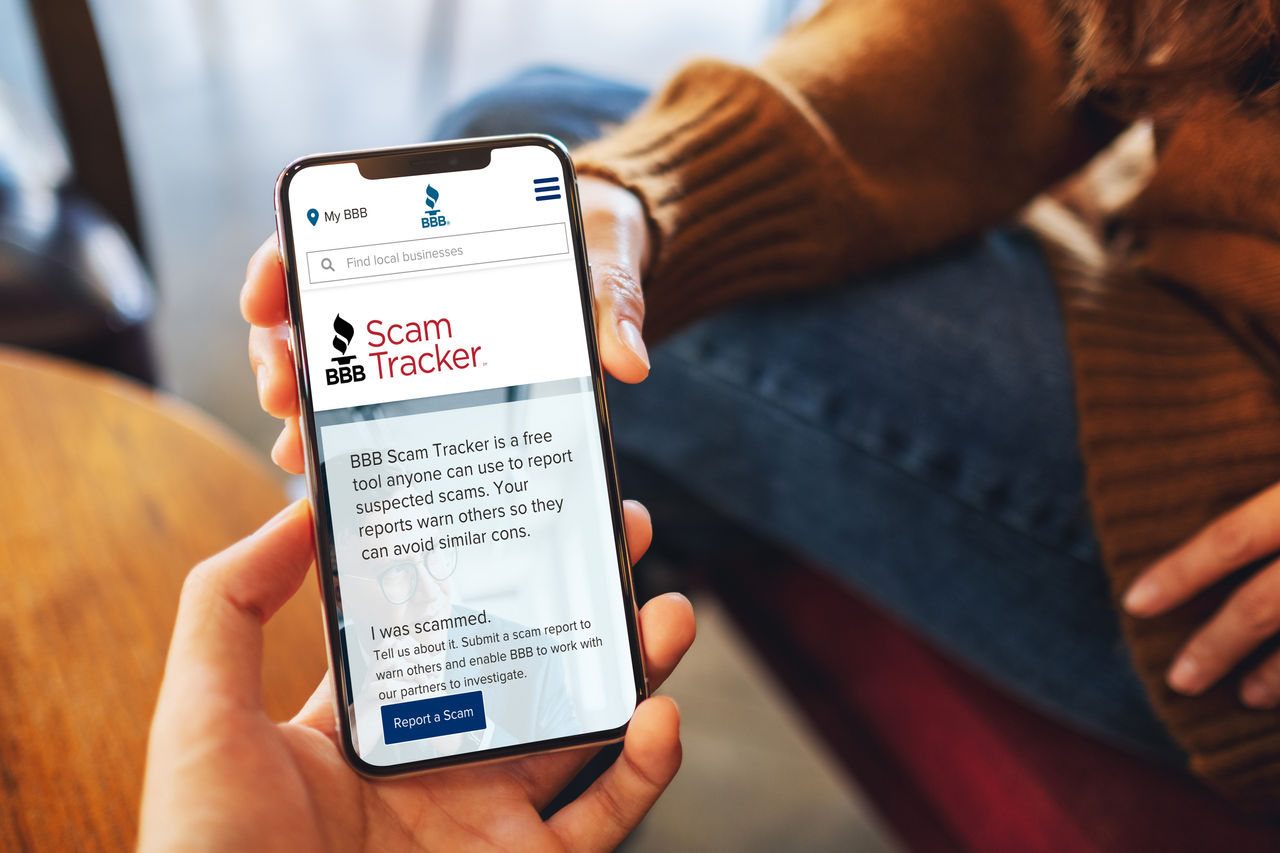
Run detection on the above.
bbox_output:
[139,499,695,852]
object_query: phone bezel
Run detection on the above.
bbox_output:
[274,134,648,778]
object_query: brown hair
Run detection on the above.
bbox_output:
[1064,0,1280,112]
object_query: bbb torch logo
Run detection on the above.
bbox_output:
[325,314,366,385]
[422,184,448,229]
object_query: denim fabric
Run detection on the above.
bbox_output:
[434,66,649,148]
[433,67,1184,763]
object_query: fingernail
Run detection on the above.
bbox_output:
[617,319,650,369]
[256,365,269,401]
[1241,680,1276,709]
[1124,576,1159,613]
[663,591,691,608]
[1168,656,1203,693]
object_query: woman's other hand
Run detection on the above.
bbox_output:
[1125,481,1280,708]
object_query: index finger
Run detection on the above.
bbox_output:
[240,233,289,327]
[1125,481,1280,616]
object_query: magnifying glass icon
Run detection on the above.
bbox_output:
[320,257,335,273]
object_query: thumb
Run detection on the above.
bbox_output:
[159,500,315,711]
[591,260,650,384]
[580,177,651,384]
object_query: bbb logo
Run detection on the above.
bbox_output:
[421,184,449,229]
[326,314,366,385]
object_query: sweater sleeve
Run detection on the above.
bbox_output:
[573,0,1117,337]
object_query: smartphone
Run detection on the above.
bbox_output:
[274,135,647,776]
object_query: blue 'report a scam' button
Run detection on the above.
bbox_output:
[381,690,487,745]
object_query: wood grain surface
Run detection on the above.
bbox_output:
[0,348,326,851]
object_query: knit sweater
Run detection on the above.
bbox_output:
[574,0,1280,811]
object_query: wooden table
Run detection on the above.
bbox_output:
[0,348,326,851]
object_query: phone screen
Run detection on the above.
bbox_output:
[277,139,644,773]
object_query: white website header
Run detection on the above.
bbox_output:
[287,145,592,412]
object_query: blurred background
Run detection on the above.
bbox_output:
[0,0,896,849]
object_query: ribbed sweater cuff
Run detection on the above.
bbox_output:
[573,59,862,339]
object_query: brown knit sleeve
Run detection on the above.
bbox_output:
[1044,98,1280,813]
[573,0,1116,337]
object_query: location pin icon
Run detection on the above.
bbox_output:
[307,208,319,226]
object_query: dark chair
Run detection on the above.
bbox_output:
[0,0,155,382]
[705,547,1280,851]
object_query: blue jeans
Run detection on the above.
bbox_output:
[435,67,1183,763]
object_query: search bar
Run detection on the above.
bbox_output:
[305,222,569,286]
